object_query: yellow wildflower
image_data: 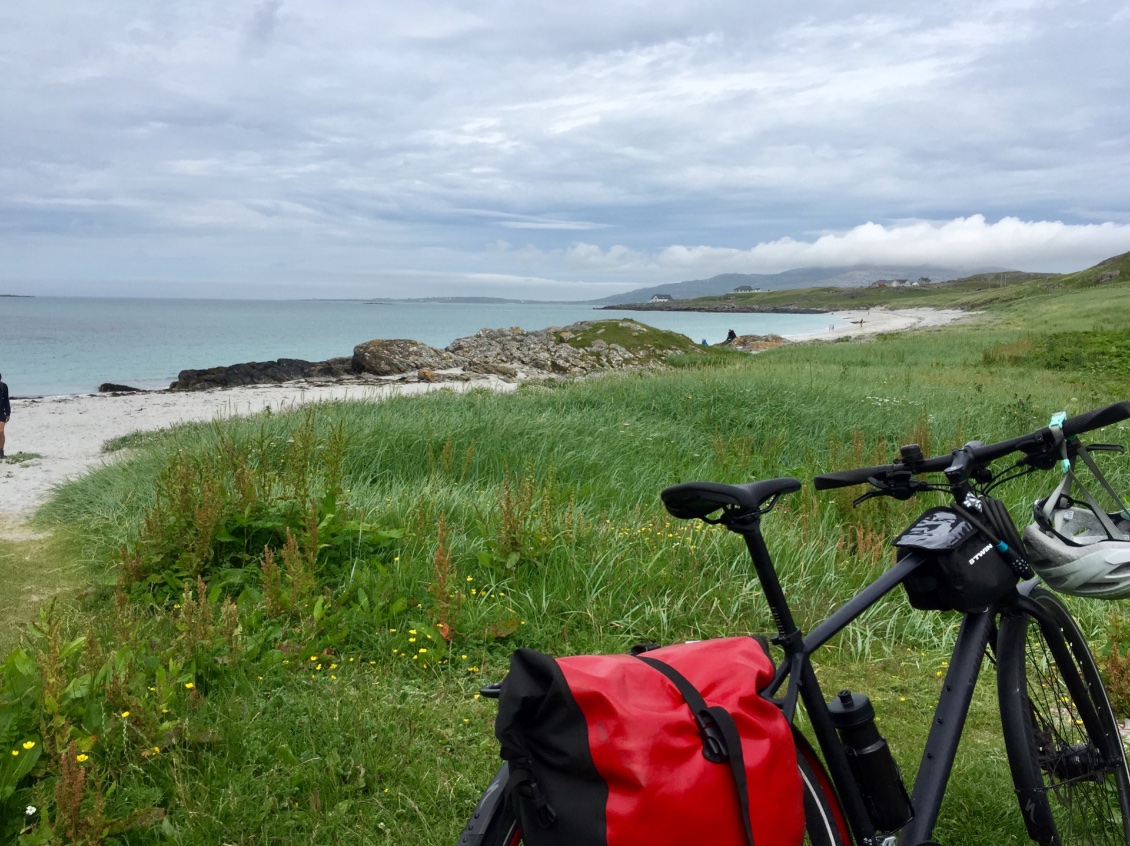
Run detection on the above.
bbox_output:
[21,741,35,750]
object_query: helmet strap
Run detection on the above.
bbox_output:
[1076,443,1130,526]
[1043,410,1129,540]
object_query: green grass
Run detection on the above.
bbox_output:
[1,263,1130,843]
[0,535,89,656]
[2,451,44,465]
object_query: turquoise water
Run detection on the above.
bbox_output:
[0,297,831,397]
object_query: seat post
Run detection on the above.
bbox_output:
[736,522,803,653]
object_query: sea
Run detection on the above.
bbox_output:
[0,297,833,398]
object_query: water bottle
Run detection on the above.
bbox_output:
[828,689,913,832]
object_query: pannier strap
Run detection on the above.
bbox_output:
[508,758,558,828]
[635,655,757,846]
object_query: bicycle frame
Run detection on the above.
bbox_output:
[737,520,1060,846]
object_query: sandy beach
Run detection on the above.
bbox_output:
[0,307,968,532]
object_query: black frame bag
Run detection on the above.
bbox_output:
[895,506,1018,612]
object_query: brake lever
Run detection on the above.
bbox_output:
[852,475,929,506]
[852,489,886,506]
[1086,443,1125,454]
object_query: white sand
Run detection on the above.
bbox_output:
[0,307,970,533]
[779,306,971,342]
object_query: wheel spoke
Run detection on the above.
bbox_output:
[1000,588,1130,845]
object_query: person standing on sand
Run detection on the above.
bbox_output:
[0,372,10,459]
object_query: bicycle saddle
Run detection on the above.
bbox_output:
[661,478,801,520]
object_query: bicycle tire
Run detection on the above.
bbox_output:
[997,586,1130,844]
[457,744,850,846]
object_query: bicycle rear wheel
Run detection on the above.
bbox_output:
[457,743,849,846]
[998,586,1130,844]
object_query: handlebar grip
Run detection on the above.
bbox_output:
[813,465,895,490]
[1061,402,1130,439]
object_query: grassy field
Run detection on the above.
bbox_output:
[2,257,1130,844]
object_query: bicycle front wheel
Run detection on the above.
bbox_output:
[457,746,849,846]
[998,586,1130,844]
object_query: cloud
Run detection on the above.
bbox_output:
[564,217,1130,276]
[243,0,284,52]
[0,1,1127,296]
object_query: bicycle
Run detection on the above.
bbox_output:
[457,401,1130,846]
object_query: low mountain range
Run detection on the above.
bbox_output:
[590,265,992,305]
[380,265,995,305]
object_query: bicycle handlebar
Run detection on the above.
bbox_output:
[812,401,1130,491]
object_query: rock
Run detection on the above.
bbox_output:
[169,357,353,391]
[164,319,702,391]
[466,361,520,378]
[305,358,355,378]
[446,319,697,377]
[352,339,459,376]
[98,383,146,393]
[725,334,790,353]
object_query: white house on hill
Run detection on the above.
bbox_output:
[650,294,672,303]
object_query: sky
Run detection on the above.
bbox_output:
[1,0,1129,300]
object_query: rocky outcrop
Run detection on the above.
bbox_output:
[168,319,702,391]
[352,339,460,375]
[98,383,146,393]
[721,334,791,353]
[170,358,353,391]
[448,320,694,376]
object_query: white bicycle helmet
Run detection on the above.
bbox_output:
[1023,418,1130,598]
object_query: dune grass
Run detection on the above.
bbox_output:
[2,272,1130,843]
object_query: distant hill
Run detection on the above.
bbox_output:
[370,296,528,304]
[591,265,993,305]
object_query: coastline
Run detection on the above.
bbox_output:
[0,307,969,530]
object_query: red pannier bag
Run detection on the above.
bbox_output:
[494,636,805,846]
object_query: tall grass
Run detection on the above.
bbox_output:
[3,279,1129,843]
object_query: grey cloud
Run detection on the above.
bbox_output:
[0,0,1127,296]
[244,0,284,50]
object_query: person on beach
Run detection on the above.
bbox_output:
[726,329,737,342]
[0,372,9,459]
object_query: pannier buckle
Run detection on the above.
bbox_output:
[694,710,730,763]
